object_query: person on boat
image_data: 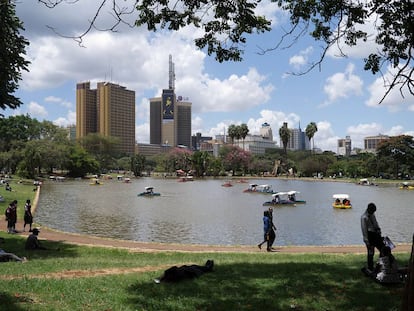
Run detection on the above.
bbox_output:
[288,193,296,202]
[272,195,280,204]
[361,203,385,272]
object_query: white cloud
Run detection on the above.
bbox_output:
[365,66,414,111]
[45,96,61,103]
[289,46,313,69]
[322,63,363,105]
[53,110,76,127]
[28,101,48,118]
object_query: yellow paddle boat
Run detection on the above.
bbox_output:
[332,194,352,209]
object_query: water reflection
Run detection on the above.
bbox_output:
[36,178,414,246]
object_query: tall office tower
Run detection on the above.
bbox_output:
[149,55,192,148]
[76,82,97,138]
[76,81,136,155]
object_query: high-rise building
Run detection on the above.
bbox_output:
[149,55,192,148]
[284,123,310,151]
[364,134,389,153]
[76,81,135,155]
[76,82,97,138]
[337,136,352,156]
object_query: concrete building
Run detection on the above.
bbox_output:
[233,123,278,155]
[149,56,192,149]
[76,82,97,138]
[337,136,352,156]
[282,124,310,151]
[76,81,135,155]
[364,134,389,153]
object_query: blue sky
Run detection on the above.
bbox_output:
[6,1,414,152]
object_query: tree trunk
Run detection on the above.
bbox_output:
[402,233,414,310]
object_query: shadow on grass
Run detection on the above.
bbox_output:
[0,232,78,260]
[126,261,405,311]
[0,292,33,311]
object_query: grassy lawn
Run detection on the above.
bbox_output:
[0,232,410,311]
[0,178,411,310]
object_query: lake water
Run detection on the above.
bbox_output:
[35,178,414,246]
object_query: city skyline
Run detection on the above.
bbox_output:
[4,2,414,152]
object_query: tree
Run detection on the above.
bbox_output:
[0,0,30,112]
[376,135,414,178]
[305,122,318,154]
[219,145,251,176]
[41,0,414,103]
[279,122,290,156]
[131,154,146,177]
[239,123,249,150]
[227,124,238,145]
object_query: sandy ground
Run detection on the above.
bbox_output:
[1,186,411,254]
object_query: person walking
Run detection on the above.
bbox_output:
[361,202,385,271]
[258,210,270,250]
[23,199,33,232]
[266,207,277,251]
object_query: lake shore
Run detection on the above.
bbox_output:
[2,184,410,254]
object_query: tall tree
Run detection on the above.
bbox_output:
[227,124,238,145]
[279,122,290,156]
[42,0,414,103]
[0,0,30,112]
[305,122,318,154]
[239,123,249,150]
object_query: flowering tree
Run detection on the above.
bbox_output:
[220,145,252,176]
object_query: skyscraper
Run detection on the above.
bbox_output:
[76,81,135,155]
[149,55,192,148]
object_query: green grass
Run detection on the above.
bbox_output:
[0,178,37,221]
[0,233,410,311]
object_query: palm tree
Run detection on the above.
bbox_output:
[305,122,318,154]
[279,122,290,156]
[227,124,237,145]
[239,123,249,150]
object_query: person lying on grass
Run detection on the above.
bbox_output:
[0,237,27,262]
[154,260,214,283]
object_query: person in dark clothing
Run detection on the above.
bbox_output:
[23,199,33,232]
[266,207,277,251]
[5,200,17,234]
[154,260,214,283]
[25,228,47,250]
[361,203,385,271]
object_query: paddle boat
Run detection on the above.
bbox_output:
[138,187,161,197]
[399,182,414,190]
[243,184,276,194]
[222,181,233,187]
[263,191,306,206]
[357,178,377,186]
[332,194,352,209]
[177,176,194,182]
[89,178,103,185]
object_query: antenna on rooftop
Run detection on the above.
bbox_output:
[168,54,175,90]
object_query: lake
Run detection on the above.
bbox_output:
[35,177,414,246]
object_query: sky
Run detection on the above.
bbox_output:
[5,1,414,152]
